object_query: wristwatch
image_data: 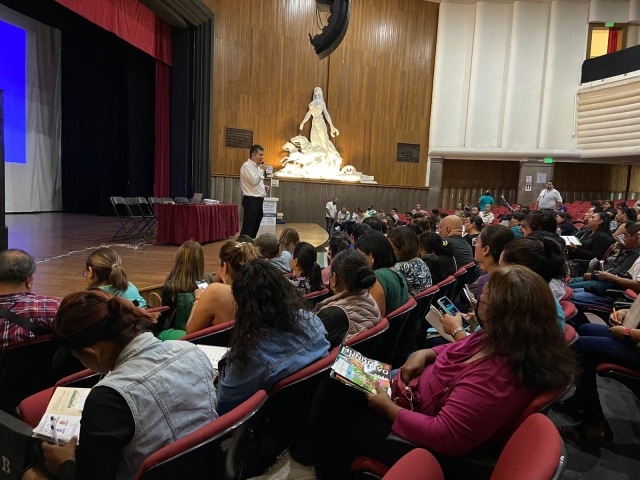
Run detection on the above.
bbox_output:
[450,326,467,338]
[623,327,632,342]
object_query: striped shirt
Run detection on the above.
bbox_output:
[0,292,60,353]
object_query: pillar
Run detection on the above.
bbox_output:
[426,157,444,209]
[518,160,555,208]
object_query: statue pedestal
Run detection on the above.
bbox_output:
[257,197,279,236]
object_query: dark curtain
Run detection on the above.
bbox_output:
[155,60,171,198]
[61,20,156,215]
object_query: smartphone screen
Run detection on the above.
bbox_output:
[195,279,209,289]
[437,296,471,330]
[463,285,476,306]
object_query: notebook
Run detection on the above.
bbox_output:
[196,345,229,370]
[32,387,90,444]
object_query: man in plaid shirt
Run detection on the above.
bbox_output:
[0,249,60,353]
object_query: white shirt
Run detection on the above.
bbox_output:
[240,159,266,197]
[480,212,494,225]
[538,189,562,210]
[337,210,351,222]
[326,202,337,219]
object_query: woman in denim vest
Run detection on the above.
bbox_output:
[217,259,330,415]
[30,290,218,480]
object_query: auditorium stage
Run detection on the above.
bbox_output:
[7,213,328,299]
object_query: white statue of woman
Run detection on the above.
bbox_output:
[299,87,341,166]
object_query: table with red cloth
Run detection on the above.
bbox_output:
[155,204,238,244]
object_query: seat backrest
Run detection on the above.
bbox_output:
[135,390,268,480]
[513,385,567,429]
[181,321,235,347]
[0,335,84,414]
[393,286,438,365]
[491,414,566,480]
[345,318,389,358]
[602,242,616,260]
[303,288,331,307]
[242,348,339,475]
[563,324,578,347]
[373,298,417,364]
[382,449,444,480]
[175,197,190,204]
[149,197,163,205]
[560,301,576,322]
[435,275,456,301]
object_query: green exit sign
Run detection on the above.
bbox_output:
[544,157,553,164]
[605,22,615,27]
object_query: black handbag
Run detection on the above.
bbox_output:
[0,410,36,480]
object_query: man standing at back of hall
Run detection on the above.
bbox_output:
[240,145,270,238]
[535,180,562,212]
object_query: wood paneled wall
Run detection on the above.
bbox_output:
[212,176,432,225]
[553,163,631,193]
[442,160,520,188]
[204,0,438,187]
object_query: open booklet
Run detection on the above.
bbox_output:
[561,236,582,246]
[33,387,89,444]
[196,345,228,370]
[330,345,391,395]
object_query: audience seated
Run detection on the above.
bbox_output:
[363,216,384,232]
[404,212,414,223]
[388,228,432,296]
[316,266,577,478]
[500,237,567,330]
[407,223,425,237]
[322,232,351,286]
[558,301,640,442]
[462,215,483,247]
[474,225,516,298]
[351,223,373,248]
[418,232,457,284]
[437,216,474,267]
[0,249,59,353]
[522,211,558,237]
[289,242,325,296]
[157,241,213,340]
[454,203,464,217]
[216,260,330,415]
[480,204,494,225]
[556,212,576,236]
[30,290,218,480]
[567,212,614,261]
[85,247,146,308]
[278,228,300,255]
[356,232,409,316]
[255,233,292,273]
[185,241,258,335]
[314,250,381,347]
[613,205,638,237]
[568,221,640,309]
[506,212,525,239]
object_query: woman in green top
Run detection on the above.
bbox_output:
[157,240,214,340]
[84,247,147,308]
[356,232,408,316]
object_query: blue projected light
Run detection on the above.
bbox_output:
[0,20,26,164]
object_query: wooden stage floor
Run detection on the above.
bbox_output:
[7,213,328,299]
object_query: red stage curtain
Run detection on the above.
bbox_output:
[55,0,172,65]
[154,61,171,198]
[607,29,621,55]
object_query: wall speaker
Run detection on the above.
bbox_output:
[310,0,350,60]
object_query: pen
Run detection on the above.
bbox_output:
[613,308,619,325]
[50,415,59,446]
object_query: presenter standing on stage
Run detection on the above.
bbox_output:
[240,145,270,238]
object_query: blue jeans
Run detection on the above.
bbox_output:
[570,288,614,309]
[574,324,640,422]
[568,277,600,289]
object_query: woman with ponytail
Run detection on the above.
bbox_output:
[84,247,146,308]
[32,290,217,480]
[289,242,325,295]
[185,240,258,335]
[418,231,457,284]
[314,250,382,347]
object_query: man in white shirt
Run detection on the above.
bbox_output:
[480,204,494,225]
[239,145,270,238]
[389,208,400,223]
[412,204,423,215]
[336,206,350,225]
[535,180,562,212]
[325,198,338,233]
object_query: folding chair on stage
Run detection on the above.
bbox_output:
[125,197,148,238]
[137,197,158,236]
[161,197,176,204]
[110,196,143,240]
[175,197,190,204]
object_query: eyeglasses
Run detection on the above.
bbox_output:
[82,269,87,277]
